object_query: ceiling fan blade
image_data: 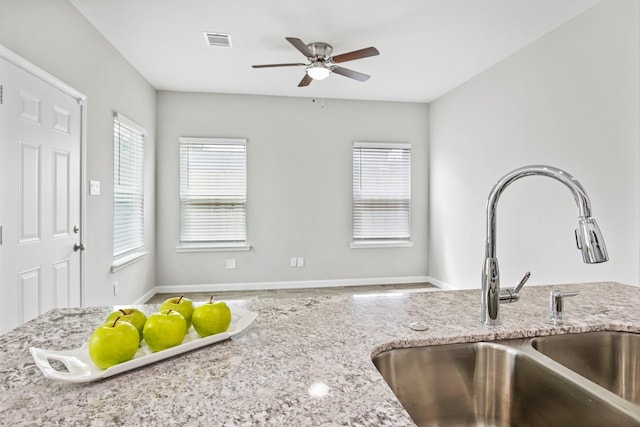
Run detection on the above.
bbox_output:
[286,37,314,58]
[331,66,370,82]
[331,47,380,63]
[252,63,306,68]
[298,74,313,87]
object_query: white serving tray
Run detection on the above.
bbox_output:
[30,306,257,383]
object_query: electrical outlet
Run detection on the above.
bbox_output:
[226,259,237,269]
[290,257,297,267]
[113,281,119,296]
[297,257,305,267]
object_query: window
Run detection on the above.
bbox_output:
[112,113,146,263]
[352,142,412,247]
[179,137,248,250]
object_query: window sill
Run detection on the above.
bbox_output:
[111,251,148,273]
[176,243,252,253]
[350,240,414,249]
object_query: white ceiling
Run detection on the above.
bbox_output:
[69,0,601,103]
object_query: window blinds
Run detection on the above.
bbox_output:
[179,138,247,245]
[113,113,145,258]
[353,142,411,241]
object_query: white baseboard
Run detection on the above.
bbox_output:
[425,276,455,290]
[150,275,434,295]
[133,287,158,305]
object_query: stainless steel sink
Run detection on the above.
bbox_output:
[532,331,640,405]
[373,339,640,427]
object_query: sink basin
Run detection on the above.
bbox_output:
[532,331,640,405]
[373,341,640,427]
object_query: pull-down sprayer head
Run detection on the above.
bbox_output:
[576,217,608,263]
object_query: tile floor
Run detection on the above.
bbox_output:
[145,282,437,304]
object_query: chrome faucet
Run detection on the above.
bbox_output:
[481,165,608,325]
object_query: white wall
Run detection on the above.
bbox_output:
[156,92,429,288]
[0,0,157,304]
[429,0,640,289]
[2,0,631,299]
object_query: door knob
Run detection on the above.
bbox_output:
[73,243,85,252]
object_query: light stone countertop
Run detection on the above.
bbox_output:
[1,281,639,426]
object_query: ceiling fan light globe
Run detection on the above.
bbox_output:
[306,66,331,80]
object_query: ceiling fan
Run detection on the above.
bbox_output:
[252,37,380,87]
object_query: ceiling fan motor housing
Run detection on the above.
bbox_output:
[307,42,333,60]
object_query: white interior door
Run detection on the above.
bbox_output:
[0,58,83,334]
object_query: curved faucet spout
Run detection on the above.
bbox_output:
[481,165,608,326]
[485,165,592,259]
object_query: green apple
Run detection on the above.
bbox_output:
[159,296,194,329]
[192,298,232,338]
[142,309,187,352]
[88,317,140,369]
[105,308,147,342]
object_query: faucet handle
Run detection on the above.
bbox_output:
[549,290,578,322]
[499,271,531,303]
[514,271,531,294]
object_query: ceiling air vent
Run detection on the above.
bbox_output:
[203,32,232,48]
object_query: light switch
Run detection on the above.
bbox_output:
[90,180,101,195]
[226,259,236,269]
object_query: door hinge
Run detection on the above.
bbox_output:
[0,84,3,105]
[0,226,3,245]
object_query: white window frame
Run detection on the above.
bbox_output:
[111,113,147,272]
[351,141,413,249]
[177,137,250,252]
